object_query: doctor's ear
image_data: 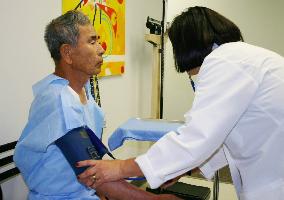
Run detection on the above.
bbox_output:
[60,44,73,64]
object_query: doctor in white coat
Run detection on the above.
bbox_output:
[77,6,284,200]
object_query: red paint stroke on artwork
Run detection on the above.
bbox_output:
[120,66,124,74]
[96,3,118,36]
[101,42,107,51]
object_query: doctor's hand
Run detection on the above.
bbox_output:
[77,159,124,188]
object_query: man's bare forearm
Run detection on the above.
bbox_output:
[96,180,181,200]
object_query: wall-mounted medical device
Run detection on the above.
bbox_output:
[146,16,162,35]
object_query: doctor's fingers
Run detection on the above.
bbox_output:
[77,165,98,180]
[77,160,97,168]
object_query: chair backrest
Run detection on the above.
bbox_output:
[0,141,20,199]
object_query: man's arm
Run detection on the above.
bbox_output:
[96,179,181,200]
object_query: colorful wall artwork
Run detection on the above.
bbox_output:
[62,0,125,77]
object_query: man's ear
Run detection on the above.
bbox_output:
[60,44,73,64]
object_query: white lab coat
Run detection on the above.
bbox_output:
[136,42,284,200]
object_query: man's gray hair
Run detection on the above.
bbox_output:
[44,10,91,62]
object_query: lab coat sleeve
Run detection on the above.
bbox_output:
[135,56,261,189]
[199,146,227,180]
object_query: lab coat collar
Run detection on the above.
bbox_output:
[212,43,219,50]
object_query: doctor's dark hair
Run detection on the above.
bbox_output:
[168,6,244,73]
[44,10,91,62]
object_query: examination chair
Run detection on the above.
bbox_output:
[0,141,20,199]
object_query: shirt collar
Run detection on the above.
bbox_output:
[32,74,69,96]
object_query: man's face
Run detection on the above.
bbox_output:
[71,24,105,76]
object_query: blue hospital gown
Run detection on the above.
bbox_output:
[14,74,104,199]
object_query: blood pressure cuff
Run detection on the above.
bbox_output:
[55,126,109,175]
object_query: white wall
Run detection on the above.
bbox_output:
[0,0,162,199]
[0,1,57,144]
[163,0,284,121]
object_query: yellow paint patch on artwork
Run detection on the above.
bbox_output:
[98,62,124,77]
